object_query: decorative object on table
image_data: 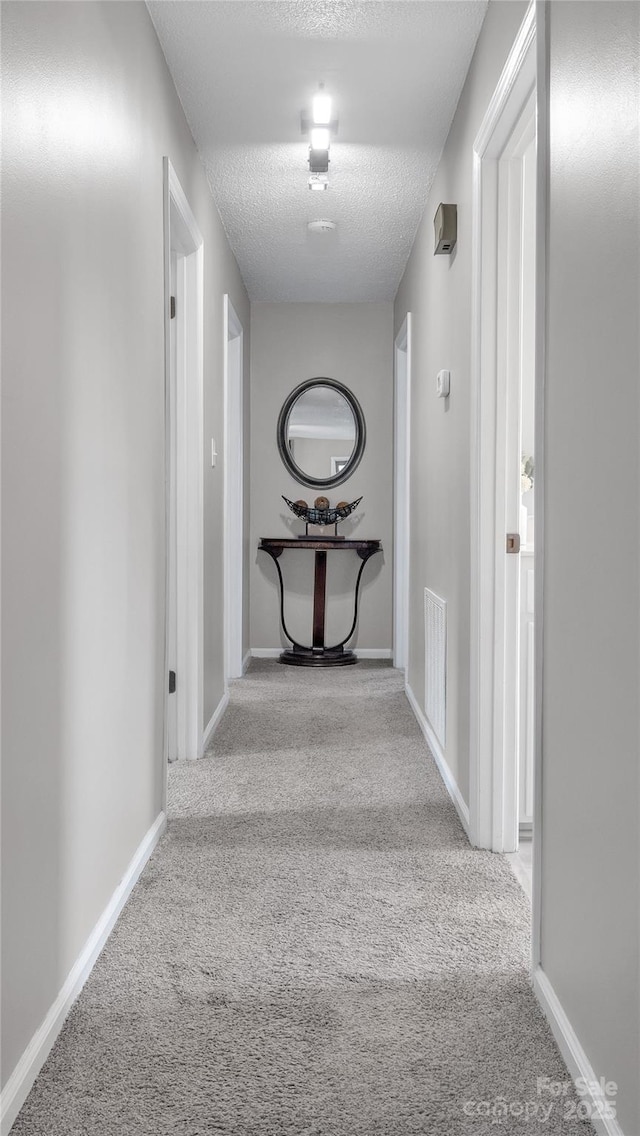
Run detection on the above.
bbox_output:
[282,494,362,538]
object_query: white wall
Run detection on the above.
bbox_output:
[540,3,640,1132]
[1,0,249,1092]
[394,1,528,801]
[250,303,393,653]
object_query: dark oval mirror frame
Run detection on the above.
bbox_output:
[277,377,366,490]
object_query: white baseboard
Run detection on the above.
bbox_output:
[1,812,167,1136]
[201,691,230,753]
[250,647,392,659]
[405,681,470,837]
[242,649,251,673]
[533,967,625,1136]
[354,648,393,659]
[504,851,533,901]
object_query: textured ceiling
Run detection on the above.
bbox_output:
[147,1,488,302]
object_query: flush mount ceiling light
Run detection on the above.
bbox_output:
[310,126,330,150]
[301,84,338,187]
[309,147,330,174]
[312,89,332,125]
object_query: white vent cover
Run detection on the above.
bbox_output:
[424,588,447,749]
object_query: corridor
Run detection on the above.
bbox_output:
[12,664,592,1135]
[3,0,639,1132]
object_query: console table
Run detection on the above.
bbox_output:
[258,537,382,667]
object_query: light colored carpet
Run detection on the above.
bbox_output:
[11,661,594,1135]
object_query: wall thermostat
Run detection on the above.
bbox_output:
[436,369,450,398]
[434,203,457,255]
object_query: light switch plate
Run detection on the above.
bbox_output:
[436,369,450,398]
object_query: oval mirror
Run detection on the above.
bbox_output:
[277,378,366,489]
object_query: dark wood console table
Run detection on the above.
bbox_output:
[258,537,382,667]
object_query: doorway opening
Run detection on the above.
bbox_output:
[469,6,538,883]
[498,89,536,893]
[223,295,245,682]
[163,158,204,772]
[393,314,412,672]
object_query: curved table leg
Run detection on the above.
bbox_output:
[258,543,381,666]
[325,547,381,652]
[260,547,306,652]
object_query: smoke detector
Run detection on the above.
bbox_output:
[307,219,336,234]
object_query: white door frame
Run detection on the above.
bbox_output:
[469,4,537,852]
[163,157,204,773]
[530,0,547,974]
[167,248,179,764]
[223,295,245,682]
[491,90,537,855]
[393,314,412,670]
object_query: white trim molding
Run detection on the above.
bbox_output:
[533,968,625,1136]
[0,814,167,1136]
[531,0,549,974]
[393,313,412,671]
[223,294,245,684]
[353,648,393,659]
[163,158,205,764]
[201,691,230,755]
[469,2,537,853]
[405,681,470,838]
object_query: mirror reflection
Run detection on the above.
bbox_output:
[277,378,366,489]
[287,386,356,482]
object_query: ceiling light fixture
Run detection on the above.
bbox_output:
[308,147,330,174]
[312,88,332,125]
[310,126,330,151]
[302,85,337,187]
